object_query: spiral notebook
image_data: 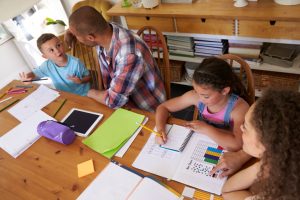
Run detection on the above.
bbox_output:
[160,124,193,152]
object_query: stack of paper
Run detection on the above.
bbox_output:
[83,108,145,159]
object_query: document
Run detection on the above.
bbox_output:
[83,108,145,159]
[132,127,227,195]
[0,110,54,158]
[8,85,59,122]
[77,162,180,200]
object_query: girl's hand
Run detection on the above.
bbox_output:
[155,130,167,144]
[68,75,81,84]
[185,120,207,133]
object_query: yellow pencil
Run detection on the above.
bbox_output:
[136,122,162,137]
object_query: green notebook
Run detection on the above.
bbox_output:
[82,108,145,159]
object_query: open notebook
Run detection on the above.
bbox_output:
[77,162,180,200]
[132,124,227,195]
[160,124,193,152]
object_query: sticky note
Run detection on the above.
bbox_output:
[77,159,95,178]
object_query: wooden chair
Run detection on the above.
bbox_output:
[70,0,113,90]
[193,54,255,120]
[137,26,171,99]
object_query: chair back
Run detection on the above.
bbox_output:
[71,40,103,90]
[137,26,171,99]
[70,0,113,90]
[193,54,255,120]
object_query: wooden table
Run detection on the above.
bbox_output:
[0,80,187,200]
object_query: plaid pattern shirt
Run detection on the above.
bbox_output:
[96,23,166,112]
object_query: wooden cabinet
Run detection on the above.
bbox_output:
[125,16,175,32]
[176,18,234,35]
[238,20,300,40]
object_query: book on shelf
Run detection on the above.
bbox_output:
[229,42,262,49]
[228,39,263,46]
[166,35,193,43]
[168,41,194,49]
[160,124,193,152]
[194,52,221,57]
[169,49,194,57]
[77,162,180,200]
[228,47,261,58]
[132,124,227,195]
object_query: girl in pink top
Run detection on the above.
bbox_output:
[155,57,250,151]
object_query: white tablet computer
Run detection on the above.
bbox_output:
[61,108,103,137]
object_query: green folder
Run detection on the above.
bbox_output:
[83,108,145,159]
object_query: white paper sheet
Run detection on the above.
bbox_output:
[0,110,54,158]
[77,162,142,200]
[115,117,148,157]
[128,177,179,200]
[8,85,59,122]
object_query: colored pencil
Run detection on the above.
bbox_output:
[0,99,19,112]
[136,122,161,137]
[0,96,12,104]
[22,78,48,82]
[53,99,67,117]
[0,93,6,99]
[16,85,33,88]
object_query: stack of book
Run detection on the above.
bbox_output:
[228,40,263,61]
[194,37,228,57]
[166,35,194,57]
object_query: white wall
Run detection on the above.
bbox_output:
[0,38,31,88]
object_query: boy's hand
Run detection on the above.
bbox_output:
[19,72,33,82]
[68,75,82,84]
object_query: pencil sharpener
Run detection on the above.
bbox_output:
[37,120,75,145]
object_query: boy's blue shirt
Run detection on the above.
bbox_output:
[33,54,90,96]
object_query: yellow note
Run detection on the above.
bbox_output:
[77,159,95,178]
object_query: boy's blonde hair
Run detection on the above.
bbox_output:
[37,33,57,52]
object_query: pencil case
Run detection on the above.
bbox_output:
[37,120,76,145]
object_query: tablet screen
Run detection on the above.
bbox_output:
[61,108,103,137]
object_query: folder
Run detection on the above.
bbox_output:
[82,108,145,159]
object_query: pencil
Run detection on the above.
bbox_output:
[53,99,67,117]
[0,96,12,104]
[22,78,48,82]
[0,99,20,112]
[136,122,161,137]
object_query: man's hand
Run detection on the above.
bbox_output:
[64,29,77,48]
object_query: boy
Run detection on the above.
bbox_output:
[19,33,90,96]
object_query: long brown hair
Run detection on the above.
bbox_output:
[251,89,300,199]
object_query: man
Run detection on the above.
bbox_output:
[67,6,166,112]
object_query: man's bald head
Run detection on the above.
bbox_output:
[69,6,109,36]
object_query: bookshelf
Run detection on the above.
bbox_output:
[107,0,300,94]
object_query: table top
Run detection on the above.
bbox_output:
[0,80,187,200]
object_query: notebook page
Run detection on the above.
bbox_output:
[128,177,179,200]
[77,162,142,200]
[160,124,193,152]
[132,127,183,179]
[0,110,54,158]
[8,85,59,122]
[172,133,227,195]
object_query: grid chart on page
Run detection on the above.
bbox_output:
[191,140,223,164]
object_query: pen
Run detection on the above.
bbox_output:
[53,99,67,117]
[7,88,27,93]
[22,78,48,82]
[7,90,27,95]
[136,122,161,137]
[0,99,19,112]
[16,85,33,88]
[0,96,12,104]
